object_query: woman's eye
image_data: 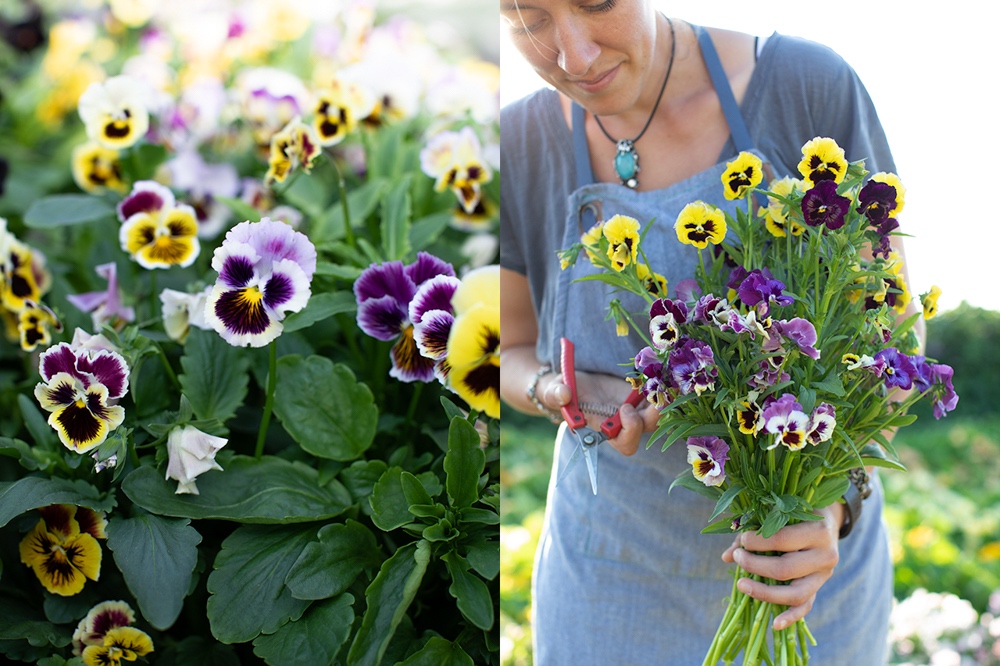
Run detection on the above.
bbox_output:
[585,0,616,13]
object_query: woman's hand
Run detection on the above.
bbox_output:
[539,369,659,456]
[721,502,845,630]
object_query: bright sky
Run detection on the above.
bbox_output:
[501,1,997,314]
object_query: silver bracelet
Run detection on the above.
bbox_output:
[526,364,563,425]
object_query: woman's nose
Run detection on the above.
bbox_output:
[554,21,599,77]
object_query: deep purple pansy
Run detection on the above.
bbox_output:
[801,180,850,230]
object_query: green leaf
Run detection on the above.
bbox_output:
[700,516,737,535]
[0,591,72,648]
[313,178,388,243]
[397,636,474,666]
[252,594,355,666]
[400,471,434,507]
[281,291,357,333]
[810,476,851,509]
[314,261,364,280]
[106,512,202,630]
[122,455,351,523]
[409,211,451,253]
[17,394,56,448]
[179,328,249,423]
[858,443,907,471]
[708,483,745,523]
[215,196,264,224]
[442,551,494,630]
[668,470,723,502]
[465,538,500,580]
[273,355,378,461]
[23,194,114,228]
[346,540,430,666]
[810,374,846,398]
[285,520,382,601]
[381,177,412,261]
[340,460,388,514]
[759,506,789,539]
[459,507,499,525]
[370,467,411,532]
[444,417,485,508]
[206,524,316,644]
[0,477,115,529]
[0,436,41,471]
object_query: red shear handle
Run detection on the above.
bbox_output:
[600,388,643,439]
[559,338,587,430]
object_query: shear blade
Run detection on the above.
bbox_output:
[583,445,599,495]
[555,440,584,489]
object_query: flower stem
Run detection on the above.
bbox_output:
[255,339,278,459]
[154,342,181,392]
[329,153,356,250]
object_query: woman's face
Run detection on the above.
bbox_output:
[501,0,658,116]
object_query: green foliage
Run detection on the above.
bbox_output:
[921,302,1000,418]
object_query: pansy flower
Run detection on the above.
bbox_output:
[71,141,127,194]
[865,252,911,315]
[205,218,317,348]
[160,286,213,343]
[674,201,726,249]
[603,214,641,271]
[721,151,763,200]
[237,66,310,149]
[166,425,228,494]
[421,126,494,215]
[921,285,942,320]
[668,338,717,396]
[18,300,62,352]
[763,177,806,238]
[874,347,917,390]
[117,181,200,270]
[648,298,687,350]
[807,403,836,445]
[924,362,958,419]
[761,393,810,451]
[871,172,906,217]
[857,179,897,226]
[355,252,455,382]
[749,359,789,390]
[446,265,501,418]
[81,627,154,666]
[312,78,375,146]
[1,219,51,313]
[802,180,850,230]
[764,318,821,360]
[265,116,321,185]
[797,136,847,186]
[635,263,668,297]
[578,221,604,263]
[72,600,150,660]
[686,435,729,486]
[737,267,794,316]
[737,397,763,436]
[67,262,135,332]
[77,75,150,150]
[410,273,463,383]
[19,504,106,596]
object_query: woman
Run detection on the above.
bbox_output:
[499,2,910,663]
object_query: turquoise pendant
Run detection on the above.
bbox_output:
[614,139,639,189]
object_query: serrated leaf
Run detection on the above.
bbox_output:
[281,292,357,333]
[397,637,474,666]
[285,520,382,601]
[445,417,485,508]
[122,456,351,523]
[346,540,430,666]
[0,477,115,529]
[23,194,114,228]
[207,524,316,644]
[273,355,377,461]
[179,328,249,423]
[106,512,202,630]
[252,594,355,666]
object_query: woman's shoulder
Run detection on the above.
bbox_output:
[500,86,559,126]
[758,32,857,81]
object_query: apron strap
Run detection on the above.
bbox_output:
[695,25,755,153]
[572,102,593,191]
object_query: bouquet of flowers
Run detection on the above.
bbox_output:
[559,137,958,665]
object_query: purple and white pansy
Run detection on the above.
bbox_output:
[686,435,730,487]
[409,273,462,382]
[204,218,317,348]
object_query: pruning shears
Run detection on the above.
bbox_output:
[556,337,643,495]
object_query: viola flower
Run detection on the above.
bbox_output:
[410,274,462,382]
[636,263,668,297]
[72,600,136,656]
[686,436,729,487]
[160,286,213,343]
[763,177,806,238]
[237,66,310,149]
[1,220,50,313]
[206,218,317,348]
[166,425,228,494]
[451,197,498,233]
[693,293,724,324]
[603,214,641,271]
[66,262,135,332]
[580,221,604,263]
[71,142,127,194]
[807,403,836,445]
[18,300,62,352]
[446,265,500,418]
[265,117,322,185]
[77,75,150,150]
[737,396,763,435]
[857,179,898,226]
[669,338,717,396]
[19,505,104,596]
[355,252,455,382]
[749,359,789,390]
[764,318,821,360]
[802,180,850,230]
[721,151,763,200]
[921,285,942,320]
[874,347,917,390]
[118,181,200,270]
[867,252,911,315]
[871,172,906,216]
[675,201,727,249]
[761,393,811,451]
[797,136,847,186]
[81,627,154,666]
[420,126,494,215]
[648,298,688,350]
[312,78,374,146]
[737,267,794,316]
[34,342,129,453]
[926,363,959,419]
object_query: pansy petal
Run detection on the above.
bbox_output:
[49,386,123,454]
[390,326,437,383]
[404,251,456,287]
[205,283,281,348]
[37,505,80,538]
[75,350,130,400]
[357,295,408,341]
[354,260,415,305]
[223,218,316,279]
[119,213,160,257]
[214,243,260,289]
[413,309,454,360]
[409,274,461,324]
[66,290,108,314]
[39,343,83,383]
[74,507,108,540]
[263,258,311,314]
[447,304,499,369]
[35,373,84,412]
[449,357,500,418]
[117,180,174,222]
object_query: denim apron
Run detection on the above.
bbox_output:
[532,27,892,665]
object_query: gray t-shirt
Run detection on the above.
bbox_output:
[501,31,895,330]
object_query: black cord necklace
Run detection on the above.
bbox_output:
[594,15,676,189]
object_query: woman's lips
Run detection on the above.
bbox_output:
[571,64,619,94]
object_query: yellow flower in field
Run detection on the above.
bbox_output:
[18,300,62,352]
[311,79,375,147]
[635,263,667,297]
[736,399,762,436]
[265,117,321,185]
[81,627,154,666]
[71,142,127,194]
[871,172,906,217]
[885,252,911,315]
[19,505,105,597]
[117,181,200,270]
[798,137,847,186]
[674,202,726,249]
[921,285,942,320]
[721,151,763,200]
[603,214,640,271]
[763,177,806,238]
